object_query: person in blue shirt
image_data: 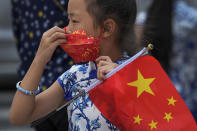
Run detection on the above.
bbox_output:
[10,0,138,130]
[136,0,197,121]
[11,0,73,130]
[169,0,197,121]
[140,0,173,72]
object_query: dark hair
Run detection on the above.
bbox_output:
[85,0,138,55]
[142,0,173,72]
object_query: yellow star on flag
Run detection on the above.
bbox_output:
[167,96,177,106]
[128,70,155,98]
[148,120,158,130]
[133,114,143,125]
[163,112,173,122]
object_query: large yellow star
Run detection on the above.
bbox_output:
[167,96,177,106]
[163,112,173,122]
[148,120,158,130]
[133,114,143,125]
[128,70,155,98]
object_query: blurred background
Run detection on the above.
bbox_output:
[0,0,197,131]
[0,0,33,130]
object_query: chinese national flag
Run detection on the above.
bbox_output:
[89,55,197,131]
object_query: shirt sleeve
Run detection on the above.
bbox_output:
[57,65,77,101]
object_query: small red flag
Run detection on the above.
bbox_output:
[89,55,197,131]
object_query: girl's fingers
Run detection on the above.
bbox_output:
[46,39,67,57]
[100,68,107,80]
[36,27,66,64]
[96,56,112,64]
[97,65,111,81]
[44,26,65,37]
[49,32,67,42]
[49,39,66,48]
[97,60,110,68]
[53,39,67,46]
[98,67,103,81]
[97,68,101,81]
[96,56,114,71]
[97,68,106,81]
[97,63,119,81]
[97,60,118,70]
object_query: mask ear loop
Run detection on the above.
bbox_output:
[98,24,104,40]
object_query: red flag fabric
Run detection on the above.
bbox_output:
[89,55,197,131]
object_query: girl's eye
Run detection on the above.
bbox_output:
[72,20,79,23]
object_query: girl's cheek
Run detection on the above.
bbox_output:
[67,23,96,36]
[83,26,95,36]
[76,24,87,31]
[67,23,81,32]
[71,25,82,32]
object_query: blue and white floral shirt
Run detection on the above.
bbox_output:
[58,58,128,131]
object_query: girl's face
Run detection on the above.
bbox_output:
[67,0,100,38]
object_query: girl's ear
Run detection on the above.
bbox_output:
[102,19,117,38]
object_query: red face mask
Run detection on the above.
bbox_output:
[60,27,102,63]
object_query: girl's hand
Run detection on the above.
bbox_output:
[35,26,66,65]
[96,56,118,81]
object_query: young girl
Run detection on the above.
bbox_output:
[9,0,137,130]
